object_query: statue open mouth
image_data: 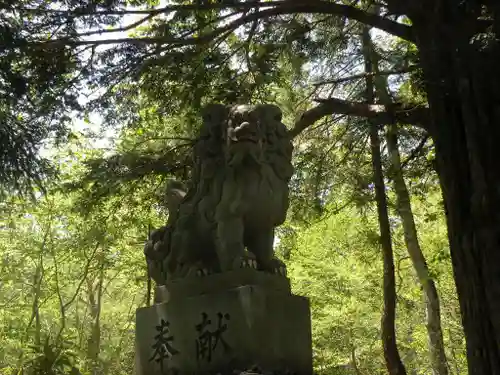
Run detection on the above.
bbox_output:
[228,120,260,145]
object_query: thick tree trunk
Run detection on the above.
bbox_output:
[363,26,407,375]
[410,4,500,374]
[386,124,449,375]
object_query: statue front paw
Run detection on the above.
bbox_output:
[239,252,258,270]
[269,257,287,276]
[180,262,216,278]
[195,267,214,277]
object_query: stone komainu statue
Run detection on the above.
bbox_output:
[144,104,294,283]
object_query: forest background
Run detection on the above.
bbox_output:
[1,0,492,374]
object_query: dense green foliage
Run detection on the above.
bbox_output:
[285,192,465,375]
[0,145,465,374]
[0,144,163,375]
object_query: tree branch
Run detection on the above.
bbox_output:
[290,98,428,138]
[20,1,288,16]
[312,66,418,86]
[36,14,242,47]
[75,13,157,38]
[284,2,413,41]
[400,134,430,169]
[30,1,414,48]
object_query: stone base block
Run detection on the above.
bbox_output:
[155,268,292,303]
[135,284,312,375]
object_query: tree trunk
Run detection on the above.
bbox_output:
[365,26,449,375]
[369,97,407,375]
[28,220,49,348]
[408,3,500,374]
[369,109,407,375]
[31,258,43,347]
[362,26,407,375]
[386,123,449,375]
[87,259,105,373]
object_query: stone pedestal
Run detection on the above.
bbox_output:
[135,269,312,375]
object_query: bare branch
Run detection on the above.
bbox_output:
[290,98,428,138]
[313,66,418,86]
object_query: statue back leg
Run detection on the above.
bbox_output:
[246,227,276,272]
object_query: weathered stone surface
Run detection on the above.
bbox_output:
[135,284,312,375]
[144,180,187,286]
[155,268,292,303]
[137,104,311,375]
[143,104,295,283]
